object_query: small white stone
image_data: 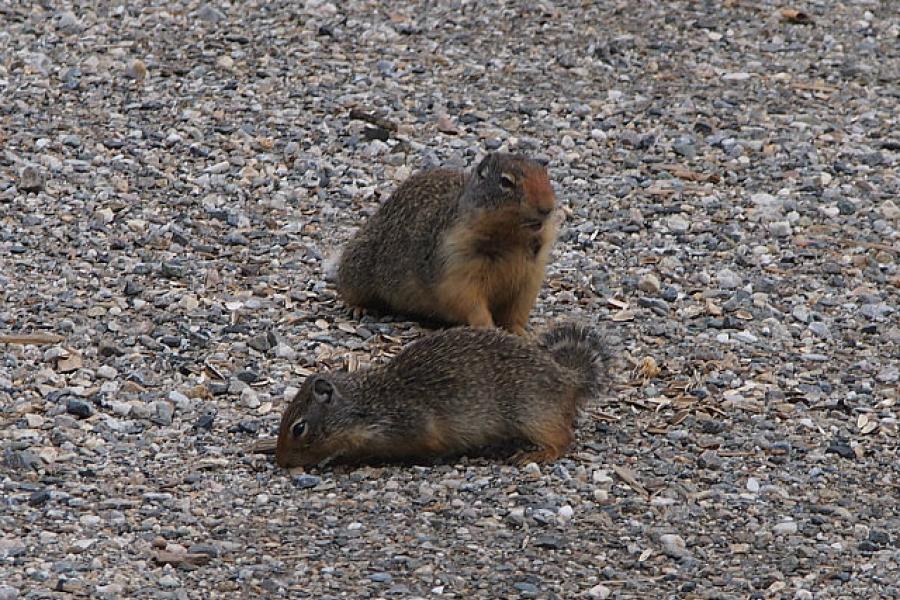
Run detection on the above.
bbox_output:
[275,343,297,360]
[880,199,899,220]
[773,520,798,535]
[735,330,758,343]
[72,538,95,551]
[96,365,117,380]
[523,462,541,475]
[717,268,741,289]
[25,414,44,428]
[591,129,607,142]
[768,221,792,237]
[79,515,101,528]
[587,584,611,599]
[558,505,574,520]
[746,477,760,493]
[96,207,114,224]
[168,390,189,404]
[667,214,690,234]
[241,387,260,408]
[109,401,131,417]
[592,470,612,484]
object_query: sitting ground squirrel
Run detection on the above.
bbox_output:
[275,322,611,469]
[337,153,559,335]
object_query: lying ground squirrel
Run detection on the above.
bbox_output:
[337,153,559,335]
[275,322,611,469]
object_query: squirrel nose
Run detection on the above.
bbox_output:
[536,206,552,217]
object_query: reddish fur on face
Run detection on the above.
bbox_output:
[521,166,556,216]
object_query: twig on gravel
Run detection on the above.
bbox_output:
[612,464,650,498]
[0,333,64,345]
[251,438,278,455]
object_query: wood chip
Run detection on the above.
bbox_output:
[0,332,64,345]
[612,464,649,498]
[251,438,277,454]
[153,550,211,567]
[659,164,721,183]
[611,309,635,322]
[56,350,83,373]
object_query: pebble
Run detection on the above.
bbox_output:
[18,165,45,193]
[768,221,792,237]
[196,4,226,22]
[880,200,900,220]
[151,401,174,425]
[659,533,690,558]
[638,273,661,295]
[96,365,117,379]
[774,521,798,535]
[717,268,740,289]
[66,398,93,419]
[293,475,321,489]
[0,538,26,558]
[587,584,611,599]
[56,11,82,33]
[697,449,722,470]
[667,215,690,234]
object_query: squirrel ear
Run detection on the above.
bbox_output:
[476,154,494,179]
[311,377,334,404]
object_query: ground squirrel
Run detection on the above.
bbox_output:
[337,153,559,335]
[275,322,611,469]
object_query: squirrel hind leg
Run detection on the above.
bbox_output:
[512,417,575,466]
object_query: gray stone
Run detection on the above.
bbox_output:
[638,273,661,295]
[0,538,26,558]
[196,4,226,22]
[667,214,690,234]
[18,165,44,193]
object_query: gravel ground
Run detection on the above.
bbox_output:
[1,1,898,598]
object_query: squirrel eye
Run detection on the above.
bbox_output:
[499,173,516,190]
[291,419,307,438]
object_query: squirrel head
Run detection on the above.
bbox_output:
[275,374,346,468]
[461,153,556,232]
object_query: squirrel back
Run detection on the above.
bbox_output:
[275,323,611,469]
[336,153,559,335]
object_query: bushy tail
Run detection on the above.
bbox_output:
[540,322,612,398]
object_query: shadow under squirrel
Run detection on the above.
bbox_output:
[275,322,611,469]
[337,153,559,335]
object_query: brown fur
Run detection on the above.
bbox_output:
[275,323,612,469]
[337,153,559,334]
